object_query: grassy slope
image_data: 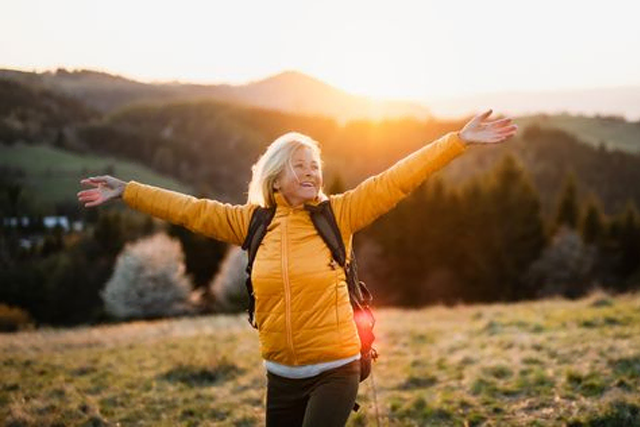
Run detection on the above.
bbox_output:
[514,114,640,154]
[4,112,639,213]
[1,143,192,211]
[1,292,639,426]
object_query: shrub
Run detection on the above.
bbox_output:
[101,232,196,320]
[0,303,34,332]
[524,226,597,298]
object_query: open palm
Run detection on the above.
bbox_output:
[459,109,518,145]
[77,175,126,208]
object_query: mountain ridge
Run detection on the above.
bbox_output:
[0,67,431,123]
[3,67,639,122]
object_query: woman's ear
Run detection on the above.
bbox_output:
[273,179,280,191]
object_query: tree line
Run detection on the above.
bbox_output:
[359,154,640,307]
[2,153,638,330]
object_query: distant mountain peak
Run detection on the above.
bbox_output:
[263,70,322,83]
[256,70,332,87]
[249,69,348,99]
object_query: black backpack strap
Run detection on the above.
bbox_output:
[305,201,378,392]
[304,201,347,267]
[305,201,371,308]
[241,206,276,328]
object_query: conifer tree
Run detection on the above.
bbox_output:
[93,209,125,256]
[555,171,580,230]
[485,154,546,300]
[168,223,227,289]
[618,200,640,280]
[580,193,606,245]
[456,179,493,302]
[598,200,640,291]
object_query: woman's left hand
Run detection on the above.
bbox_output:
[459,109,518,146]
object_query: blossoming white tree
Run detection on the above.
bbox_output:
[101,233,196,319]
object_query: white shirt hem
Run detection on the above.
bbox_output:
[264,354,361,379]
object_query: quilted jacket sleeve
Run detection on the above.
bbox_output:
[331,131,468,234]
[122,181,257,246]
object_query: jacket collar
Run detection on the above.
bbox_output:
[274,191,327,210]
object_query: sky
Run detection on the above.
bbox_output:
[2,0,640,102]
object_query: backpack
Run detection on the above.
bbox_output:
[241,200,378,384]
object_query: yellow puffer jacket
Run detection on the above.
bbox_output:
[122,131,468,365]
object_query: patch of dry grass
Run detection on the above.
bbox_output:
[1,291,639,426]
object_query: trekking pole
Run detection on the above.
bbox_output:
[369,366,381,427]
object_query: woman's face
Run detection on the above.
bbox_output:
[274,146,323,208]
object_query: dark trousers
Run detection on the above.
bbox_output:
[266,359,360,427]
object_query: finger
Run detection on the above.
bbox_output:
[497,125,518,134]
[488,133,510,142]
[81,177,108,185]
[77,189,101,199]
[84,199,102,207]
[500,125,518,135]
[478,109,493,121]
[79,194,99,202]
[80,179,100,187]
[486,118,512,128]
[469,109,493,126]
[497,131,517,140]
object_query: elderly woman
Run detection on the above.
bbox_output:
[78,109,517,426]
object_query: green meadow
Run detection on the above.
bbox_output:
[2,291,639,426]
[0,143,192,211]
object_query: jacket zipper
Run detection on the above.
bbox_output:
[281,215,297,364]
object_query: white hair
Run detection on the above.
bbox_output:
[247,132,325,207]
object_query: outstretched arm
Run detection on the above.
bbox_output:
[77,176,256,245]
[331,109,518,233]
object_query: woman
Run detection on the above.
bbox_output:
[77,109,517,426]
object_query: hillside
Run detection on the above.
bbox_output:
[0,68,177,114]
[2,74,640,219]
[205,70,432,123]
[0,143,193,214]
[515,113,640,154]
[439,115,640,217]
[0,68,432,123]
[99,101,640,218]
[2,292,639,425]
[0,78,97,146]
[5,67,640,124]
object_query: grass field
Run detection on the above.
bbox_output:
[0,143,192,211]
[1,291,639,426]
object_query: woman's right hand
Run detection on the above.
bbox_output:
[77,175,127,208]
